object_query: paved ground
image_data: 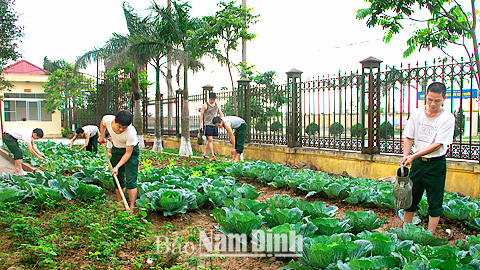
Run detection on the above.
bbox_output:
[0,137,85,175]
[0,154,15,175]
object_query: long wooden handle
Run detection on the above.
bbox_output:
[101,144,130,212]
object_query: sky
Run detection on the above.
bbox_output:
[12,0,474,97]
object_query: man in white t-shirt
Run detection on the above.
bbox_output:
[2,126,45,175]
[68,125,99,153]
[401,82,455,235]
[98,110,139,212]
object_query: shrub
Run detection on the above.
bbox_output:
[379,121,394,139]
[454,108,465,140]
[255,120,267,132]
[305,123,319,135]
[270,121,283,132]
[61,129,73,138]
[330,122,344,135]
[351,123,365,137]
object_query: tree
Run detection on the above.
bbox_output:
[454,107,465,139]
[356,0,480,88]
[0,0,23,92]
[330,122,345,135]
[379,121,394,139]
[151,0,219,155]
[43,57,68,73]
[128,1,178,152]
[42,62,95,129]
[203,1,258,115]
[76,2,153,149]
[222,70,286,129]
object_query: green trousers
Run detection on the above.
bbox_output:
[405,156,446,217]
[86,133,98,153]
[234,123,247,154]
[110,144,139,189]
[3,133,23,160]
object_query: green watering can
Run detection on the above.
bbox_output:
[393,163,413,209]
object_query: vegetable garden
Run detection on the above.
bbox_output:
[1,141,480,269]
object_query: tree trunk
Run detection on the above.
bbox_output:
[179,66,192,156]
[130,68,145,149]
[226,49,238,116]
[167,57,174,131]
[153,59,163,152]
[167,0,174,131]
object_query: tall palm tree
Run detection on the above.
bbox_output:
[151,0,222,155]
[75,2,151,149]
[128,5,175,152]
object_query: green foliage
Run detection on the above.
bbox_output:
[443,199,479,221]
[330,122,344,135]
[270,120,283,132]
[42,61,95,114]
[305,122,319,135]
[454,107,465,139]
[379,121,394,139]
[18,140,106,174]
[221,70,285,125]
[0,199,152,268]
[263,207,303,227]
[136,189,196,216]
[387,222,448,246]
[254,119,267,131]
[344,210,386,233]
[355,0,480,86]
[202,0,259,97]
[211,207,263,236]
[351,123,365,137]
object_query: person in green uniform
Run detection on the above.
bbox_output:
[401,82,455,235]
[68,125,99,153]
[212,116,247,162]
[2,126,45,175]
[98,110,139,213]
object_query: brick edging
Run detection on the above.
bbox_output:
[0,148,41,174]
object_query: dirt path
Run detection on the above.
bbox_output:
[0,153,14,174]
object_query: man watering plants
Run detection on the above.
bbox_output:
[2,126,45,175]
[400,82,455,235]
[212,116,247,162]
[98,110,139,213]
[68,125,99,153]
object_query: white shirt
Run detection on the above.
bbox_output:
[102,115,138,148]
[403,105,455,158]
[82,125,98,137]
[6,126,33,143]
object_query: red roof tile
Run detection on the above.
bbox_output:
[2,60,50,75]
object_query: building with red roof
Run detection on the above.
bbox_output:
[1,60,61,137]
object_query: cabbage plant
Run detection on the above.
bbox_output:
[136,188,196,216]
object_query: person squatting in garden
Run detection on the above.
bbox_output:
[199,92,224,161]
[2,126,45,175]
[400,82,455,235]
[68,125,99,153]
[212,116,247,162]
[98,110,139,212]
[104,129,113,156]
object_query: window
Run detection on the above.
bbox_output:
[3,93,52,122]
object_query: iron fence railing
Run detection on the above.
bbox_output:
[139,57,480,161]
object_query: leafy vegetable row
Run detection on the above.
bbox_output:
[226,160,480,231]
[0,169,107,205]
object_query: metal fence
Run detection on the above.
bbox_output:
[146,57,479,161]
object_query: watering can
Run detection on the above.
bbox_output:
[393,164,413,209]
